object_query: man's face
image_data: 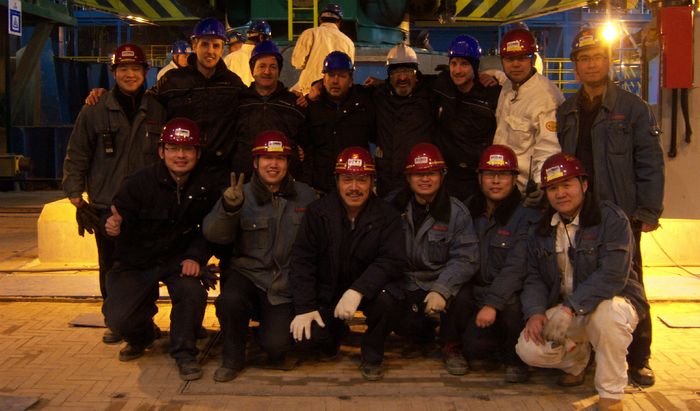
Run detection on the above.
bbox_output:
[254,154,288,187]
[193,36,224,70]
[323,70,353,99]
[545,177,588,218]
[173,53,189,67]
[113,64,145,95]
[408,171,442,199]
[479,171,516,203]
[337,174,372,210]
[252,55,280,88]
[159,144,199,177]
[573,47,610,86]
[449,57,475,89]
[502,54,535,84]
[389,67,417,97]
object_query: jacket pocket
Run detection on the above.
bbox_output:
[427,231,450,263]
[504,115,532,153]
[606,121,631,155]
[240,217,271,250]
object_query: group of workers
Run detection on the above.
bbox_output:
[62,5,664,410]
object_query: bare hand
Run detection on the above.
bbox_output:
[523,313,547,346]
[180,259,201,277]
[85,88,107,106]
[223,172,245,208]
[105,205,122,237]
[363,76,384,87]
[641,222,659,233]
[70,197,85,208]
[292,90,309,108]
[334,289,363,320]
[307,81,322,102]
[298,146,305,162]
[479,72,498,87]
[475,305,497,328]
[290,310,325,341]
[424,291,446,314]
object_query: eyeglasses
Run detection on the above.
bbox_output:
[390,67,417,76]
[576,54,608,64]
[164,145,196,154]
[481,171,514,180]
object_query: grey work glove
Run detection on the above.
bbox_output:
[222,172,245,209]
[76,203,101,236]
[523,185,543,208]
[542,307,573,345]
[424,291,447,314]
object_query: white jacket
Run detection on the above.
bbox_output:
[156,60,179,81]
[224,43,255,86]
[291,23,355,94]
[493,72,564,192]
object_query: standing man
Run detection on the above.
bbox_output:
[516,153,648,410]
[289,147,405,381]
[63,43,165,344]
[157,40,192,81]
[203,131,316,382]
[102,118,220,381]
[232,40,307,180]
[226,30,245,55]
[493,28,563,206]
[291,3,355,94]
[389,143,479,375]
[557,28,664,387]
[459,145,541,382]
[433,35,501,202]
[225,20,271,86]
[300,51,375,193]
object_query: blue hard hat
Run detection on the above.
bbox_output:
[191,17,227,41]
[321,4,344,20]
[249,40,283,72]
[227,30,245,44]
[448,35,482,60]
[322,51,354,73]
[171,40,192,55]
[247,20,272,39]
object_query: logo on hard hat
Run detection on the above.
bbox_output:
[414,156,429,165]
[578,35,595,47]
[173,128,190,139]
[506,40,523,53]
[122,50,135,57]
[545,165,564,181]
[267,141,283,152]
[348,158,363,167]
[185,47,192,53]
[487,154,505,166]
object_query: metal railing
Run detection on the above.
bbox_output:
[543,58,579,95]
[60,44,171,68]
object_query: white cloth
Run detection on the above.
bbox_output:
[156,60,179,81]
[291,22,355,94]
[516,298,639,400]
[551,213,580,298]
[493,72,564,192]
[224,43,255,86]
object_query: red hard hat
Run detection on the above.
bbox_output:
[478,145,519,173]
[159,117,201,146]
[251,130,292,156]
[111,43,148,69]
[404,143,446,174]
[540,153,588,187]
[570,28,603,61]
[500,29,538,58]
[335,147,375,175]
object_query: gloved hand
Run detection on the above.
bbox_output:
[198,267,219,291]
[290,310,325,341]
[75,203,101,237]
[542,306,573,344]
[222,172,245,210]
[423,291,447,315]
[334,289,363,320]
[523,185,543,208]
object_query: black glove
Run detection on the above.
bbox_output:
[199,267,219,291]
[76,203,101,237]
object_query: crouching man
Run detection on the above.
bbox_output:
[103,118,220,381]
[202,131,317,382]
[389,143,479,375]
[289,147,406,381]
[515,153,648,410]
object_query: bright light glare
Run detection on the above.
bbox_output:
[602,21,619,43]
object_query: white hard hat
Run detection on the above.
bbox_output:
[386,43,419,66]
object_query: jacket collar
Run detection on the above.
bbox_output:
[245,81,288,98]
[566,79,617,116]
[468,186,521,226]
[392,182,452,224]
[250,172,297,205]
[186,53,229,80]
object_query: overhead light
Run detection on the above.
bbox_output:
[602,20,619,43]
[125,15,150,24]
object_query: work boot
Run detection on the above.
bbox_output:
[213,363,244,382]
[442,342,468,375]
[360,362,384,381]
[557,369,586,387]
[119,344,146,362]
[598,398,623,411]
[102,329,122,345]
[628,362,655,387]
[504,364,529,383]
[177,358,203,381]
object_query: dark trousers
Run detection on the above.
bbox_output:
[442,284,525,366]
[94,211,116,299]
[103,260,207,361]
[628,221,652,368]
[307,290,397,365]
[215,270,294,367]
[390,289,438,344]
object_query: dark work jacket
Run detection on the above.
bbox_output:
[373,76,436,197]
[300,85,376,192]
[521,200,649,321]
[232,82,307,180]
[468,189,542,310]
[150,54,245,178]
[108,161,220,269]
[432,71,501,200]
[290,192,406,314]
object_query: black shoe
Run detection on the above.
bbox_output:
[102,329,122,345]
[119,344,146,362]
[177,358,203,381]
[443,342,468,375]
[629,363,655,386]
[360,362,384,381]
[213,365,243,382]
[505,364,529,383]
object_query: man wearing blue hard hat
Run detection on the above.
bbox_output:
[225,20,271,86]
[226,30,245,55]
[157,40,192,81]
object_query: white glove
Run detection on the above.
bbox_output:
[542,306,573,344]
[290,310,325,341]
[424,291,447,314]
[334,289,363,320]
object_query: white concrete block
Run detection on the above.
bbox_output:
[37,198,98,264]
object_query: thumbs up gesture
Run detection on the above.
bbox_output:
[105,205,123,237]
[222,172,245,209]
